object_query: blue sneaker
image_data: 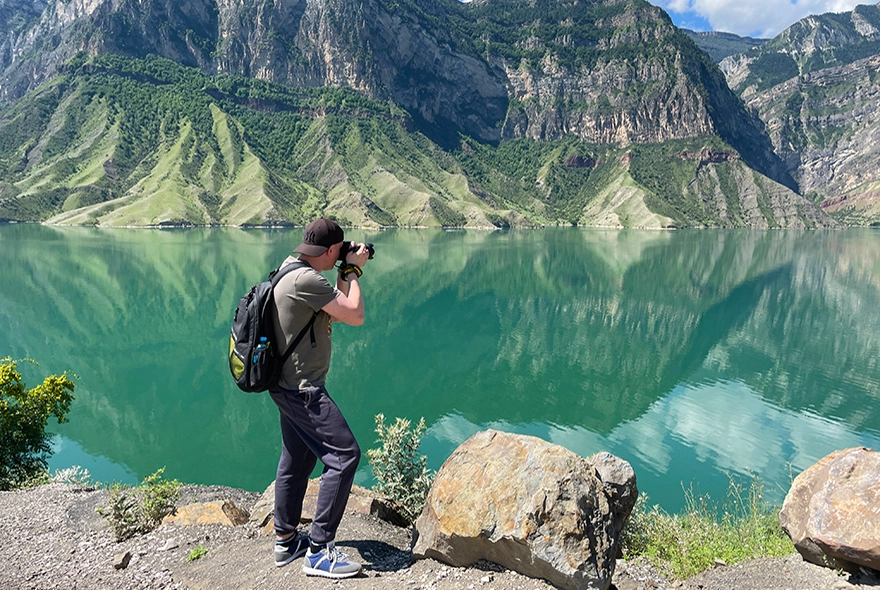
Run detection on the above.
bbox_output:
[302,541,362,578]
[274,532,309,568]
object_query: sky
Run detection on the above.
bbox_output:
[650,0,870,38]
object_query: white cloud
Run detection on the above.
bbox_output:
[656,0,865,37]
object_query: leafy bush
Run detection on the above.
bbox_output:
[0,357,75,490]
[367,414,434,524]
[621,477,794,579]
[97,468,181,541]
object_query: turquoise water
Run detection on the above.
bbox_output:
[2,224,879,512]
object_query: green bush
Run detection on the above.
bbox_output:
[0,357,75,490]
[367,414,434,524]
[621,477,794,579]
[98,468,181,541]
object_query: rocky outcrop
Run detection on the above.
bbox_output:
[719,3,880,224]
[735,54,880,225]
[163,500,250,527]
[780,447,880,573]
[412,430,637,590]
[0,0,791,187]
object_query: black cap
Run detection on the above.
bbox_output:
[293,218,344,256]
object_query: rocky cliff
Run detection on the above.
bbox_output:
[1,0,789,176]
[720,2,880,225]
[0,0,836,227]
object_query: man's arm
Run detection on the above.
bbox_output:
[322,244,369,325]
[324,274,363,325]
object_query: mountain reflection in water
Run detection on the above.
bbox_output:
[2,225,878,512]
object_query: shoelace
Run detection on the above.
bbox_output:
[324,542,350,566]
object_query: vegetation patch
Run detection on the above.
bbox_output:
[0,357,75,490]
[621,477,795,579]
[97,467,181,541]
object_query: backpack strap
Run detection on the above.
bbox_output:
[268,260,320,369]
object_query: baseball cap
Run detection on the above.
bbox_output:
[293,218,344,256]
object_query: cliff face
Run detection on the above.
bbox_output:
[720,2,880,225]
[0,0,836,228]
[0,0,509,143]
[1,0,783,172]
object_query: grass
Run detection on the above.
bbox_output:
[186,545,208,562]
[621,477,795,579]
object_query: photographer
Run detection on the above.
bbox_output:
[267,218,370,579]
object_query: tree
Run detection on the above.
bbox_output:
[0,357,75,490]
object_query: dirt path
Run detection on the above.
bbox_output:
[1,484,876,590]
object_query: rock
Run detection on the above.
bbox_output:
[589,451,638,536]
[162,500,249,527]
[412,430,637,590]
[159,538,179,551]
[780,447,880,573]
[250,478,409,536]
[113,551,131,570]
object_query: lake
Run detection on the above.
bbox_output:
[2,224,879,513]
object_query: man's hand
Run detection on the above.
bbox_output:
[345,243,370,268]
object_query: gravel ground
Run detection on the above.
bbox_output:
[1,483,877,590]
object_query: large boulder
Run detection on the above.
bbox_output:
[412,430,637,590]
[780,447,880,573]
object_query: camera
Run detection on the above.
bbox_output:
[338,240,375,261]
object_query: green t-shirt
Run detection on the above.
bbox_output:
[271,256,338,390]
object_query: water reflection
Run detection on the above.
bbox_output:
[1,224,879,512]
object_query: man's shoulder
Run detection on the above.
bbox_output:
[276,259,333,293]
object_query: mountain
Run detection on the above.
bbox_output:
[0,0,835,228]
[682,29,767,63]
[720,2,880,225]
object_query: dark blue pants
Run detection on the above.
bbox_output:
[269,385,361,544]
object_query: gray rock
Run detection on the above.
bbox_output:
[780,447,880,573]
[412,429,637,590]
[113,551,131,570]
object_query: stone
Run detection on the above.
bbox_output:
[412,430,637,590]
[250,478,409,536]
[113,551,131,570]
[780,447,880,573]
[162,500,249,527]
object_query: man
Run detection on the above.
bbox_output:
[268,218,370,579]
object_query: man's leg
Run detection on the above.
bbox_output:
[303,388,361,544]
[270,389,318,539]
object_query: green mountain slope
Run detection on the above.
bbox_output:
[0,55,833,228]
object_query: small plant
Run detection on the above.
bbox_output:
[186,545,208,562]
[52,465,93,487]
[98,467,181,541]
[621,476,794,579]
[367,414,434,524]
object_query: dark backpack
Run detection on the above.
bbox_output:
[228,260,318,392]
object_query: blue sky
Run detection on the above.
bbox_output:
[649,0,869,38]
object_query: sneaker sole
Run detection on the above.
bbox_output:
[302,564,362,579]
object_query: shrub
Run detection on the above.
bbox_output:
[367,414,434,524]
[0,357,75,490]
[97,468,181,541]
[621,477,795,579]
